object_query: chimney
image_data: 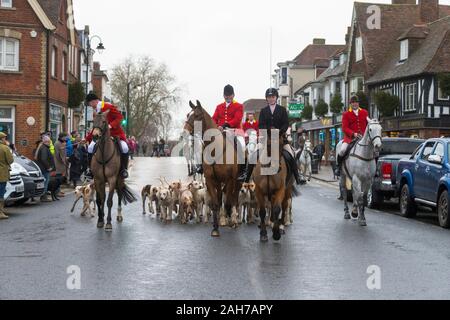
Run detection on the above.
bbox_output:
[419,0,439,23]
[313,38,326,45]
[345,26,351,44]
[392,0,416,4]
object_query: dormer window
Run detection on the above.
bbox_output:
[400,39,409,61]
[339,54,347,65]
[0,0,12,8]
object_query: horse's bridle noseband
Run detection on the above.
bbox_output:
[357,122,382,147]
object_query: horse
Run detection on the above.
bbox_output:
[298,140,313,182]
[252,130,296,242]
[336,118,382,227]
[184,100,241,237]
[91,111,137,231]
[183,134,196,177]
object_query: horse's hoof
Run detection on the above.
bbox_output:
[105,224,113,232]
[273,229,282,241]
[81,213,86,217]
[211,230,220,238]
[344,213,351,220]
[142,212,146,215]
[260,234,268,242]
[359,220,367,227]
[97,222,104,229]
[351,209,359,219]
[117,216,123,223]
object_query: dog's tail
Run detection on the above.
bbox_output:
[119,183,138,205]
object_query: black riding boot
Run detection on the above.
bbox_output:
[85,153,94,179]
[245,164,255,183]
[120,153,129,179]
[291,158,302,185]
[335,154,344,177]
[237,163,247,182]
[196,164,203,175]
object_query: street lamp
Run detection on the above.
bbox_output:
[126,81,146,136]
[84,35,105,137]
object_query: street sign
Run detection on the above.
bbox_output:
[289,103,304,119]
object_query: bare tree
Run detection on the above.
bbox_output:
[110,56,180,140]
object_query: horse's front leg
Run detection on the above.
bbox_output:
[341,175,350,220]
[354,178,367,227]
[117,189,123,223]
[271,187,285,241]
[105,185,116,232]
[95,182,106,229]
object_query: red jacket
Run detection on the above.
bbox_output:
[212,101,244,129]
[342,107,369,144]
[242,120,259,135]
[86,102,127,143]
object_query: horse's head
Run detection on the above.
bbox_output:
[184,100,205,136]
[92,109,111,138]
[366,118,383,152]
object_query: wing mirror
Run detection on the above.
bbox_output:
[428,154,443,165]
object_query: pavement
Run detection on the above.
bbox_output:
[1,157,450,300]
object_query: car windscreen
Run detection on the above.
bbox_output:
[379,140,424,156]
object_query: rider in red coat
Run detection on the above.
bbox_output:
[84,93,130,179]
[335,95,369,177]
[212,85,244,131]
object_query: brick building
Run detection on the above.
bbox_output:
[0,0,79,158]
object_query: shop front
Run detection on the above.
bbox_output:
[382,115,450,139]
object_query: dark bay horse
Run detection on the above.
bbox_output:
[253,131,296,242]
[184,100,241,237]
[91,111,137,231]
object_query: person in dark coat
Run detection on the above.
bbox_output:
[241,88,301,184]
[69,138,83,188]
[35,135,55,202]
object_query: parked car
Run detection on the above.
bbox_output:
[397,138,450,228]
[368,138,425,208]
[12,152,46,204]
[5,164,25,206]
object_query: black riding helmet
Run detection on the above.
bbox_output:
[266,88,279,98]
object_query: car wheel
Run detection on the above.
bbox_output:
[368,187,383,209]
[438,191,450,229]
[399,184,417,218]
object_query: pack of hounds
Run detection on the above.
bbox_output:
[141,177,294,229]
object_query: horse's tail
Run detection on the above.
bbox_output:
[119,183,138,205]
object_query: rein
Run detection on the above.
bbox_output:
[93,120,117,179]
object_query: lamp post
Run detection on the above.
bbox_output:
[84,35,105,137]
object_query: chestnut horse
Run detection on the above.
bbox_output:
[184,100,241,237]
[91,111,137,231]
[253,130,296,242]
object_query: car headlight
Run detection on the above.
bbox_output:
[11,163,29,176]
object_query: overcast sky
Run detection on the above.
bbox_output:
[73,0,450,124]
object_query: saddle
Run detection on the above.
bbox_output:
[342,138,359,162]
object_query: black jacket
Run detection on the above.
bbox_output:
[36,144,55,174]
[258,104,289,134]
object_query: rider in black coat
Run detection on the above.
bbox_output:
[240,88,301,185]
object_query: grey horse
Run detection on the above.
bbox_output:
[336,119,383,226]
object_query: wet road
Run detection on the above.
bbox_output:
[1,157,450,300]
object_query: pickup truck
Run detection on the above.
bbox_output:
[368,138,424,208]
[397,138,450,228]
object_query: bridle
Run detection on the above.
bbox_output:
[357,121,382,148]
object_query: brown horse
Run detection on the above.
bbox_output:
[91,111,137,231]
[253,130,295,242]
[184,100,241,237]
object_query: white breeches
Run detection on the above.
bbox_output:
[88,140,129,154]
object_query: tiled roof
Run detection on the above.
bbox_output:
[293,44,346,66]
[37,0,62,25]
[367,16,450,84]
